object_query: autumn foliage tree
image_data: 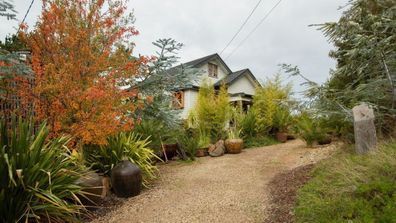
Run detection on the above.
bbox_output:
[20,0,143,146]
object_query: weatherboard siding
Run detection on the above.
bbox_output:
[227,75,256,96]
[180,89,199,119]
[193,61,228,86]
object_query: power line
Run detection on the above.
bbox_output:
[18,0,35,32]
[219,0,263,55]
[225,0,284,60]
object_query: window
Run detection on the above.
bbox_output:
[172,91,184,109]
[208,63,218,78]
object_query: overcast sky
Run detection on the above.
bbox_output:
[1,0,349,94]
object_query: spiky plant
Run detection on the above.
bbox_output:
[83,132,159,187]
[0,117,86,222]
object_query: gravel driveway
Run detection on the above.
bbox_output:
[91,140,337,223]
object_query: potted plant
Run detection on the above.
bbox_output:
[273,107,292,143]
[224,127,243,154]
[196,131,211,157]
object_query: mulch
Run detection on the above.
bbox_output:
[264,164,315,223]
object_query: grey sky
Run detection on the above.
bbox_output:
[1,0,349,94]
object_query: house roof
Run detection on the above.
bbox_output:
[214,68,259,87]
[167,53,232,75]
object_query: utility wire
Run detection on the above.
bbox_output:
[18,0,35,32]
[219,0,263,55]
[226,0,283,60]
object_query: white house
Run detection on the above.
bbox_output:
[169,53,259,119]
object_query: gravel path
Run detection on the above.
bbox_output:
[92,140,338,223]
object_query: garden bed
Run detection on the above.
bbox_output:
[264,164,314,223]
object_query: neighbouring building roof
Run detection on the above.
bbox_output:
[213,68,258,88]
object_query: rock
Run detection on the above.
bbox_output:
[352,103,377,154]
[209,140,225,157]
[208,144,216,153]
[76,171,104,206]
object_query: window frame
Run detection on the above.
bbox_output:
[172,91,184,109]
[208,62,218,78]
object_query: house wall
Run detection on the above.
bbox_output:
[192,59,228,86]
[227,75,256,96]
[180,89,199,119]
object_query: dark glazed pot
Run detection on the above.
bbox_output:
[111,160,142,198]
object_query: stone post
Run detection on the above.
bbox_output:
[352,103,377,154]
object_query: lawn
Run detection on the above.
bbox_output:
[295,142,396,222]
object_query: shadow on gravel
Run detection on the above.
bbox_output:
[264,164,314,223]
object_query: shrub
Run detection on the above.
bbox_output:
[0,117,86,222]
[133,119,175,154]
[240,109,257,138]
[177,129,199,160]
[273,105,292,133]
[295,142,396,222]
[294,113,326,147]
[197,130,211,148]
[252,74,292,135]
[244,135,278,148]
[83,132,159,187]
[191,80,230,140]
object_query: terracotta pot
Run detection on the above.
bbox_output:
[224,139,243,154]
[195,148,208,157]
[276,132,288,143]
[111,160,142,198]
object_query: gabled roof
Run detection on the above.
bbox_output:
[167,53,232,75]
[214,68,259,87]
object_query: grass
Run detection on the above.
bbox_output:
[244,135,279,148]
[294,142,396,223]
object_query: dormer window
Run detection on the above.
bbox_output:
[208,63,218,78]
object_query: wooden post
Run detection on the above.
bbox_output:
[160,137,168,163]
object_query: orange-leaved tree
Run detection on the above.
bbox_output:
[20,0,144,146]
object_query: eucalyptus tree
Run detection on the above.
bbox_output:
[319,0,396,134]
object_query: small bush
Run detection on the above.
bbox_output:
[83,132,159,187]
[177,129,199,160]
[294,113,326,147]
[190,80,230,140]
[133,119,175,153]
[240,109,257,138]
[244,135,279,148]
[0,117,86,222]
[295,142,396,222]
[252,74,292,134]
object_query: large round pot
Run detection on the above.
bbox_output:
[276,132,288,143]
[111,160,142,198]
[195,148,208,157]
[224,139,243,154]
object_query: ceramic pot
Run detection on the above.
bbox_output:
[111,160,142,198]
